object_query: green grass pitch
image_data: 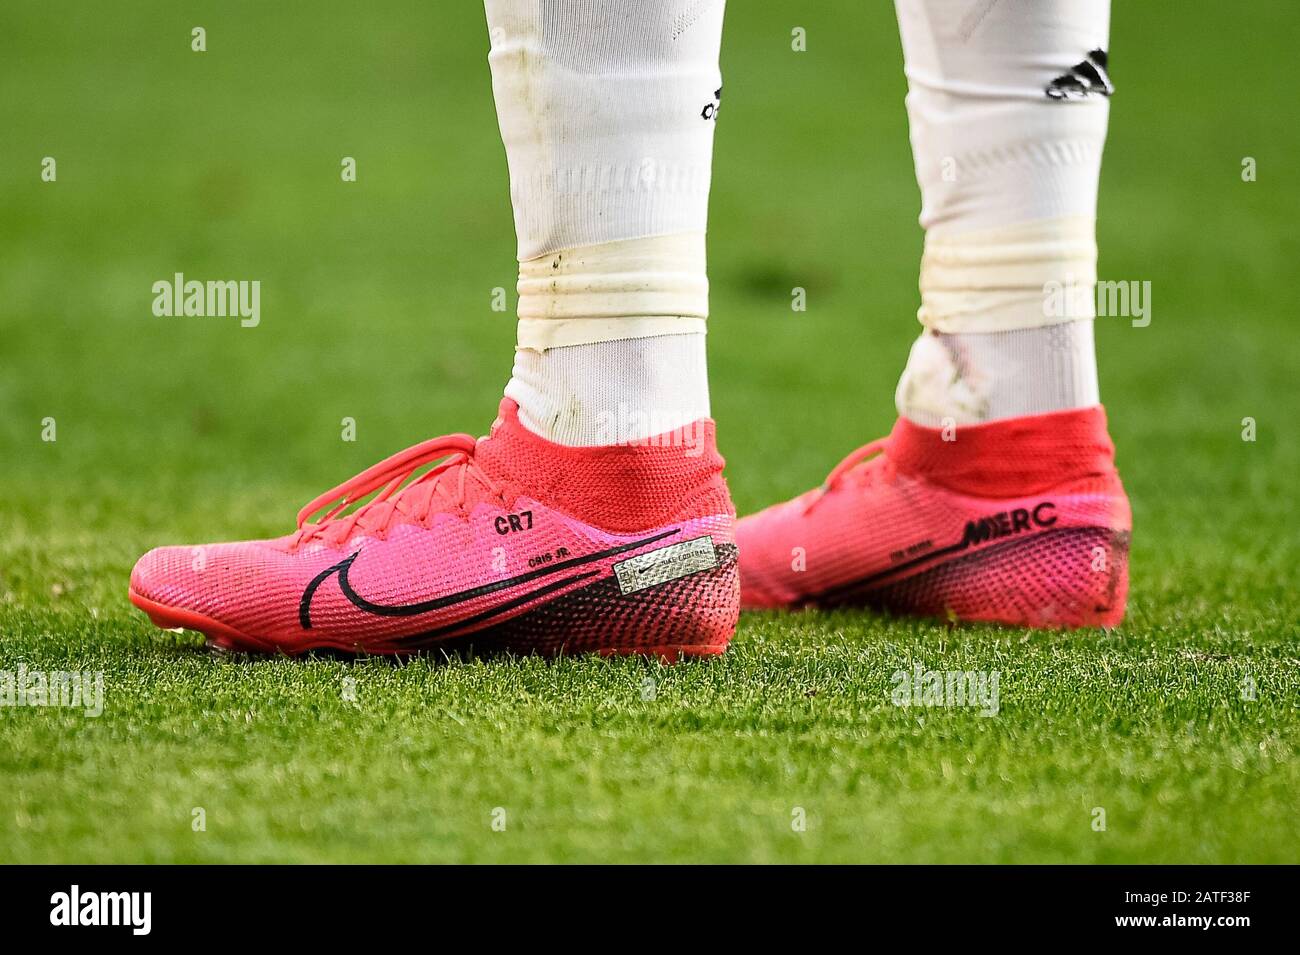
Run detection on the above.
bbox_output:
[1,1,1297,863]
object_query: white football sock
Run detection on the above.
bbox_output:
[505,333,709,447]
[893,0,1111,425]
[485,0,724,445]
[895,321,1100,427]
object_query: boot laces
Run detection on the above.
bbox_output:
[291,434,503,548]
[803,436,889,514]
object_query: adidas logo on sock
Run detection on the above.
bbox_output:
[700,86,722,121]
[1046,49,1113,100]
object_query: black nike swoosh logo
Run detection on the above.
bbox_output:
[299,528,679,629]
[394,570,601,649]
[811,521,1056,604]
[813,534,974,603]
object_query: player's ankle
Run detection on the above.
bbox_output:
[896,320,1100,428]
[506,332,709,448]
[479,399,732,533]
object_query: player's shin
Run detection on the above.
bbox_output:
[485,0,726,447]
[892,0,1112,425]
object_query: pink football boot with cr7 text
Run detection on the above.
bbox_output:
[129,399,738,659]
[737,406,1130,628]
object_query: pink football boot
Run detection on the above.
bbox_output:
[130,400,738,659]
[737,406,1130,628]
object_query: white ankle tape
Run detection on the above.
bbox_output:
[918,217,1098,334]
[516,234,708,350]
